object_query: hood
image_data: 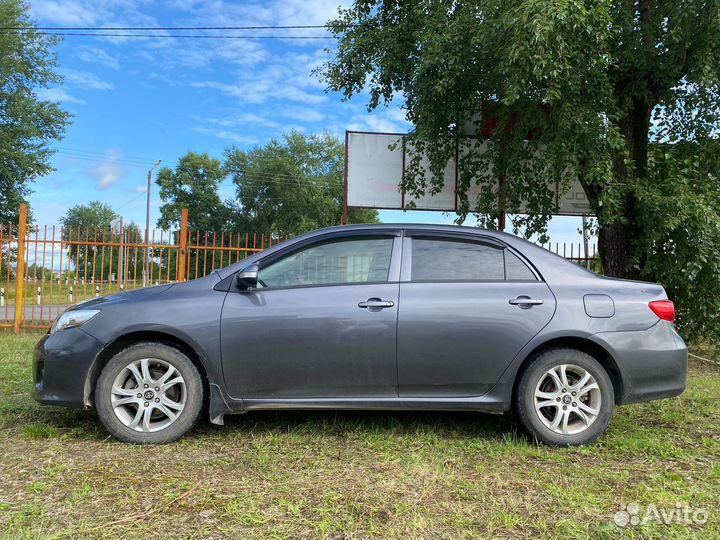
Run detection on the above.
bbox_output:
[68,283,174,310]
[67,272,222,310]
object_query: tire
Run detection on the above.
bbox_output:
[514,348,614,446]
[95,342,205,444]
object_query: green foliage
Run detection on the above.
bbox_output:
[225,131,378,235]
[59,202,140,281]
[156,152,232,232]
[26,263,54,281]
[60,201,117,233]
[323,0,719,227]
[0,0,70,225]
[156,152,240,280]
[322,0,621,232]
[323,0,720,340]
[634,142,720,341]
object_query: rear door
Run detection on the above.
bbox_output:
[397,232,556,397]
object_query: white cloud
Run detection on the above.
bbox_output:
[272,0,349,28]
[29,0,99,25]
[280,106,325,123]
[87,150,133,189]
[347,108,413,134]
[192,127,259,145]
[168,0,349,31]
[134,185,148,193]
[204,112,281,130]
[275,86,328,105]
[190,51,330,107]
[77,47,120,70]
[36,88,86,105]
[61,69,115,90]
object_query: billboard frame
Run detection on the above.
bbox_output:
[342,130,590,226]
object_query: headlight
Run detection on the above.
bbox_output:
[50,309,100,334]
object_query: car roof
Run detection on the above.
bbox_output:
[306,222,508,237]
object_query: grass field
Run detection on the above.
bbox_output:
[0,279,159,304]
[0,333,718,539]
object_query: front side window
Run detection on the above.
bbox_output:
[410,237,536,281]
[258,237,394,288]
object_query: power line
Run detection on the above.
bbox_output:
[1,31,333,40]
[56,146,160,164]
[0,25,336,31]
[115,191,148,211]
[56,152,158,167]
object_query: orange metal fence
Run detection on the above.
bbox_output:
[1,204,597,332]
[1,204,288,331]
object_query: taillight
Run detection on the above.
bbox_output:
[649,300,675,323]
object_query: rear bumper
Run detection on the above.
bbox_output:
[592,322,688,405]
[33,328,105,409]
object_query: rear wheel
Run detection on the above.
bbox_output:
[515,348,614,446]
[95,342,204,443]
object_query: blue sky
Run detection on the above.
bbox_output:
[26,0,593,249]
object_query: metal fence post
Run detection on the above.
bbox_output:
[13,203,28,333]
[177,208,188,282]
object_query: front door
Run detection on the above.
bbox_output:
[221,233,401,399]
[397,233,556,397]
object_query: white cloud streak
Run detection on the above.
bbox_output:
[86,150,133,189]
[36,88,86,105]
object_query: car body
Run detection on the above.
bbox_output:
[33,224,688,445]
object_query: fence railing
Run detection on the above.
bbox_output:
[538,241,598,269]
[1,205,288,331]
[1,204,597,331]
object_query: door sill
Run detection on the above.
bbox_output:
[238,395,508,413]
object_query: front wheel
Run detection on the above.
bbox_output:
[95,342,205,443]
[514,348,614,446]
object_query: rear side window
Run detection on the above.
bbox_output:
[505,250,536,280]
[410,237,536,282]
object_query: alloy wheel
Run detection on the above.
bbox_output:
[110,358,186,433]
[533,364,602,435]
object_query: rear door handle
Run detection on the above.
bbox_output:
[358,298,395,309]
[509,296,544,307]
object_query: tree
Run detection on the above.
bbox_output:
[60,202,118,280]
[322,0,720,279]
[224,131,379,236]
[0,0,70,225]
[156,152,235,279]
[156,152,232,232]
[633,140,720,340]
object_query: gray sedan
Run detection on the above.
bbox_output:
[33,224,687,446]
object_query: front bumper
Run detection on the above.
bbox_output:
[592,321,688,405]
[33,328,106,408]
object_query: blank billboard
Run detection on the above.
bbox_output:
[345,131,592,215]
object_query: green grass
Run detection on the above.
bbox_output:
[0,279,159,305]
[0,332,718,539]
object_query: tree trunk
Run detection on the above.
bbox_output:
[590,100,652,279]
[597,198,635,278]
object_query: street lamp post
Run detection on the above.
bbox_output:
[144,160,162,287]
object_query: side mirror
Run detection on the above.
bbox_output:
[235,263,258,290]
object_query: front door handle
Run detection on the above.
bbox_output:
[509,296,544,307]
[358,298,395,309]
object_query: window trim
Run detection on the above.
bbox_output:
[243,231,403,291]
[400,231,541,283]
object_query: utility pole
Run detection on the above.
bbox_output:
[111,218,124,288]
[144,160,162,287]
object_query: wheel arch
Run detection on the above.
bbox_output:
[84,330,211,408]
[511,336,624,405]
